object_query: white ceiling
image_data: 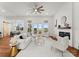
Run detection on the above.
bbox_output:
[0,2,66,16]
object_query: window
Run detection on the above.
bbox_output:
[32,23,48,34]
[38,24,43,29]
[43,23,48,32]
[32,24,38,28]
[16,20,24,31]
[43,23,48,28]
[38,24,43,34]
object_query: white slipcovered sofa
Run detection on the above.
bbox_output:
[10,33,32,50]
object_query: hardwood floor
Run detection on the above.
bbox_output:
[67,46,79,57]
[0,36,11,57]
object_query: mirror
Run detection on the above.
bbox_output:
[61,16,67,26]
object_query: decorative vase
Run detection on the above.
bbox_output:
[10,45,18,57]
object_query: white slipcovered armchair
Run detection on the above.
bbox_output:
[51,36,69,56]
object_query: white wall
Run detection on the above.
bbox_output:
[54,3,72,27]
[54,3,72,46]
[72,3,79,49]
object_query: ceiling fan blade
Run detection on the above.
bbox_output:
[37,6,43,10]
[39,9,44,11]
[33,7,35,10]
[32,5,44,14]
[37,10,41,13]
[38,6,43,9]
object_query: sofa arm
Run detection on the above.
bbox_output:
[16,37,32,49]
[53,36,69,52]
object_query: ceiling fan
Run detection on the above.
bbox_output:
[33,4,44,14]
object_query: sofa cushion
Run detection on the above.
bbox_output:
[53,36,69,52]
[16,37,32,49]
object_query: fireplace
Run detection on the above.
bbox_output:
[59,32,70,40]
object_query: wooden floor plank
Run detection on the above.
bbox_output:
[0,36,11,57]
